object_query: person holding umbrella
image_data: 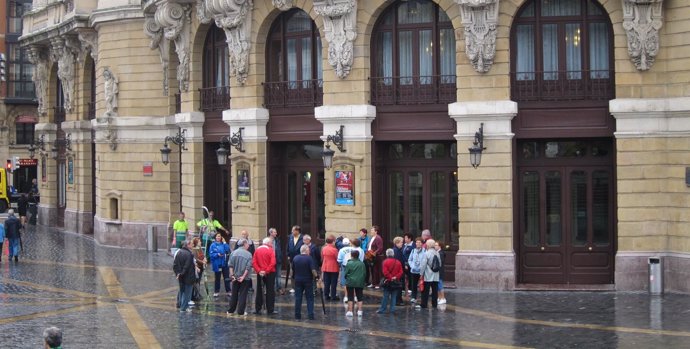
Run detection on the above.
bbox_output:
[253,237,277,315]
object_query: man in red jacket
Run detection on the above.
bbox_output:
[253,237,277,315]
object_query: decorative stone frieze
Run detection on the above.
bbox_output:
[143,2,193,95]
[455,0,499,73]
[50,36,77,113]
[272,0,293,11]
[622,0,663,71]
[197,0,254,84]
[26,45,50,116]
[313,0,357,79]
[77,30,99,62]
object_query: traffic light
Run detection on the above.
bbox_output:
[5,159,11,172]
[0,53,6,82]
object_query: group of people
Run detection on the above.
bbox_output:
[172,217,449,321]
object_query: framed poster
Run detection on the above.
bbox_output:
[67,157,74,185]
[335,170,354,206]
[237,168,250,202]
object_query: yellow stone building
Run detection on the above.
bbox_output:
[18,0,690,292]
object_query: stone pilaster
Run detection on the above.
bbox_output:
[449,100,517,290]
[34,123,58,226]
[61,120,95,235]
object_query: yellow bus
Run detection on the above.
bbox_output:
[0,168,9,212]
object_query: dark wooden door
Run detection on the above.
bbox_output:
[518,161,614,284]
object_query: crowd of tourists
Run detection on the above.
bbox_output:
[172,213,449,320]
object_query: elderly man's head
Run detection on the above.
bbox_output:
[241,230,249,239]
[7,209,15,216]
[421,229,432,240]
[262,237,272,246]
[236,238,248,249]
[43,327,62,349]
[300,245,310,255]
[303,234,311,244]
[268,228,278,238]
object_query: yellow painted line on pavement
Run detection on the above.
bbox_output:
[130,286,179,301]
[21,258,171,273]
[0,303,98,325]
[98,267,162,349]
[2,279,98,299]
[139,302,531,349]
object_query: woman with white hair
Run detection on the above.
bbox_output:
[417,239,441,309]
[377,248,403,314]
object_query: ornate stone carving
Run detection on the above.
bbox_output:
[314,0,357,79]
[272,0,293,11]
[456,0,499,73]
[199,0,254,84]
[622,0,663,71]
[26,45,50,116]
[78,30,99,62]
[50,37,77,113]
[144,2,192,94]
[103,67,119,117]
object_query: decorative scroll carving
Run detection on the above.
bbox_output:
[26,45,50,116]
[456,0,499,73]
[78,30,99,62]
[199,0,254,84]
[622,0,663,71]
[144,2,192,94]
[314,0,357,79]
[272,0,293,11]
[103,67,119,117]
[51,37,77,113]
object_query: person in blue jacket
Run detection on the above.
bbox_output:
[209,232,231,297]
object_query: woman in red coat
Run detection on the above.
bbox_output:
[377,248,403,314]
[320,236,340,301]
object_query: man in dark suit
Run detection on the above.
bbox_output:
[286,225,303,293]
[268,228,284,293]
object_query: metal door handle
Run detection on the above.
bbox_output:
[588,246,592,251]
[540,246,545,251]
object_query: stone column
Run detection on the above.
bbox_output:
[176,112,205,234]
[315,105,376,239]
[223,108,269,242]
[449,100,517,290]
[61,120,94,235]
[34,122,57,226]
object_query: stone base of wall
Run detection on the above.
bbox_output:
[615,252,690,293]
[38,205,57,227]
[64,209,94,235]
[456,251,515,290]
[94,216,169,250]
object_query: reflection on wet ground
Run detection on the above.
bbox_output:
[1,226,690,348]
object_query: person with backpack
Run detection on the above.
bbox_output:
[418,239,441,309]
[407,237,424,304]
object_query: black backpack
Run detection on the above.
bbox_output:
[430,254,442,273]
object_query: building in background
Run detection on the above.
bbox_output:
[18,0,690,294]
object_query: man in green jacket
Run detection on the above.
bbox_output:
[345,249,366,317]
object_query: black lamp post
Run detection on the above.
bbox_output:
[321,125,345,169]
[216,127,244,165]
[29,134,46,159]
[468,123,486,169]
[160,128,187,165]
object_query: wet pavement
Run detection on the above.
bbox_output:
[2,225,690,348]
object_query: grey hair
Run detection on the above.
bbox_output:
[303,234,311,241]
[267,227,277,236]
[262,237,272,245]
[236,238,248,248]
[300,245,310,254]
[421,229,432,238]
[43,327,62,348]
[425,239,436,250]
[180,240,190,247]
[385,248,395,258]
[7,209,14,216]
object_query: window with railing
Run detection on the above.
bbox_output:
[200,24,230,112]
[264,9,323,109]
[370,0,456,106]
[6,1,36,101]
[511,0,614,102]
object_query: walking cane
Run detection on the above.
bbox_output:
[318,278,326,315]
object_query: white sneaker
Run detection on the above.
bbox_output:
[188,301,195,305]
[407,290,412,295]
[410,298,416,303]
[367,284,374,288]
[213,293,219,297]
[343,297,348,303]
[414,305,421,310]
[346,311,353,317]
[289,289,295,294]
[357,310,363,317]
[438,298,447,305]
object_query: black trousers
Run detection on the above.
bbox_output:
[228,280,251,315]
[421,281,439,308]
[255,273,276,313]
[410,273,421,300]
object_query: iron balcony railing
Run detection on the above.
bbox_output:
[370,75,456,106]
[199,86,230,112]
[511,70,614,102]
[263,79,323,108]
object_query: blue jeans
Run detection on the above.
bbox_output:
[8,238,20,257]
[275,263,282,291]
[294,279,314,319]
[178,282,193,311]
[378,287,398,313]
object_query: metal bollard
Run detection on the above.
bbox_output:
[147,225,158,252]
[648,257,663,295]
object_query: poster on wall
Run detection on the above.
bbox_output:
[67,157,74,185]
[41,156,47,182]
[237,168,250,202]
[335,170,354,206]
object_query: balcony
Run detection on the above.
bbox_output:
[263,80,323,109]
[511,70,614,102]
[370,76,456,106]
[23,0,97,37]
[199,86,230,112]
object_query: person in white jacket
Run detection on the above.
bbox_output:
[406,237,424,303]
[417,239,440,309]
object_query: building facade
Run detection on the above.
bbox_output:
[19,0,690,293]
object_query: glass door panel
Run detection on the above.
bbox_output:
[522,171,540,247]
[570,170,587,246]
[287,171,297,230]
[545,171,562,246]
[408,172,423,235]
[301,171,312,234]
[389,172,404,237]
[430,172,447,241]
[316,171,325,239]
[592,170,610,245]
